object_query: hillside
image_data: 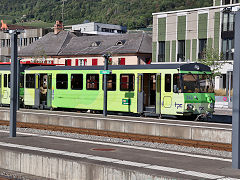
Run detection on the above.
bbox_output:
[0,0,212,29]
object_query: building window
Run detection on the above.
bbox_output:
[146,58,151,64]
[1,39,5,47]
[102,74,116,91]
[120,74,134,91]
[76,59,87,66]
[92,59,98,66]
[65,59,72,66]
[6,39,10,47]
[26,74,35,88]
[118,58,125,65]
[198,39,207,59]
[29,37,34,44]
[177,40,185,62]
[86,74,99,90]
[222,38,234,60]
[71,74,83,90]
[158,41,165,62]
[56,74,68,89]
[165,74,171,92]
[23,38,28,46]
[223,0,230,4]
[19,38,23,46]
[222,12,235,33]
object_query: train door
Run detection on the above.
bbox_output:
[137,73,156,114]
[34,74,40,108]
[46,73,52,108]
[161,74,172,114]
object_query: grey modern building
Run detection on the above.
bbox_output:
[0,21,49,61]
[71,22,127,36]
[152,0,239,89]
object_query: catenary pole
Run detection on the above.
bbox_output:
[232,10,240,169]
[103,54,110,117]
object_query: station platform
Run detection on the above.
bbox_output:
[0,129,239,180]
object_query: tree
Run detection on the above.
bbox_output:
[197,47,226,77]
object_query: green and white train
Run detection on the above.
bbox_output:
[0,63,215,119]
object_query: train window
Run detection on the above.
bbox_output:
[4,74,7,88]
[71,74,83,90]
[102,74,116,91]
[8,74,10,88]
[120,74,135,91]
[56,74,68,89]
[20,74,24,88]
[48,75,52,89]
[26,74,35,88]
[0,75,1,88]
[173,74,181,93]
[165,74,171,92]
[86,74,99,90]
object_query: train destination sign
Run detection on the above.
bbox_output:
[100,70,111,74]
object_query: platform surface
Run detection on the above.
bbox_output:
[0,129,239,180]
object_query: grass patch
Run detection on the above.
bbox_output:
[16,20,53,28]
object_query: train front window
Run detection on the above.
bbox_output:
[199,74,214,93]
[181,73,213,93]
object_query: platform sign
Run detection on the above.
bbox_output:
[122,99,131,105]
[100,70,111,74]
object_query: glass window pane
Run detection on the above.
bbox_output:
[102,74,116,91]
[26,74,35,88]
[229,13,234,31]
[173,74,181,93]
[20,74,24,88]
[71,74,83,90]
[4,74,7,88]
[223,13,228,31]
[120,74,135,91]
[165,74,171,92]
[56,74,68,89]
[86,74,99,90]
[158,41,165,62]
[178,40,185,62]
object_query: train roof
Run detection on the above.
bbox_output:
[25,63,211,72]
[0,62,62,71]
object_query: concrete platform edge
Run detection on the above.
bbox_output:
[0,148,175,180]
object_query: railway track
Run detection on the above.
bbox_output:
[0,120,232,152]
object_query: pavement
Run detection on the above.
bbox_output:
[0,129,239,180]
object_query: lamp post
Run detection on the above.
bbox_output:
[102,54,111,117]
[5,29,24,137]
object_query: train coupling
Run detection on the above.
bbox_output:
[195,111,213,121]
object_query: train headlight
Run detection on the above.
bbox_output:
[187,104,194,110]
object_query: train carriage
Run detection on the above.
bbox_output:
[0,64,25,106]
[23,63,215,119]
